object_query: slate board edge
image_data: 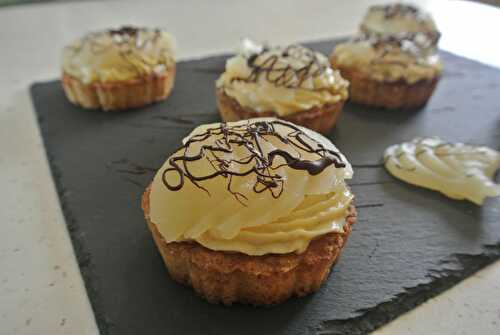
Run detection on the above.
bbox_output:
[32,106,113,335]
[29,42,500,334]
[317,245,500,335]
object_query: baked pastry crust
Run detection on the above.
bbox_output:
[62,67,175,111]
[142,186,357,305]
[330,55,438,109]
[216,88,345,134]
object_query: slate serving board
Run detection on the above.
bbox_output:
[31,39,500,335]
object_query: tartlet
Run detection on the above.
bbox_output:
[330,34,442,109]
[360,3,440,46]
[62,26,176,111]
[216,40,349,134]
[142,118,356,305]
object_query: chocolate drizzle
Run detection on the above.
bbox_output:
[65,26,171,75]
[234,45,329,90]
[379,4,419,19]
[351,33,435,68]
[108,26,140,37]
[162,120,346,204]
[365,4,441,44]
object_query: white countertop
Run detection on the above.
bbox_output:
[1,0,499,334]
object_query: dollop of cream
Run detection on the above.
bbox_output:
[384,137,500,205]
[332,34,442,84]
[216,40,349,117]
[360,3,440,44]
[62,26,175,84]
[149,118,354,255]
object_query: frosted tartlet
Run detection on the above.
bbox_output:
[62,26,176,111]
[142,118,356,305]
[330,34,442,109]
[216,40,349,134]
[360,3,440,46]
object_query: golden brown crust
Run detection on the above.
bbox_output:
[142,185,357,305]
[61,66,176,111]
[216,88,345,134]
[330,55,439,109]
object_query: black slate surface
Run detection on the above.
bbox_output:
[31,39,500,335]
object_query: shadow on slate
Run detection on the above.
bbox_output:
[30,38,500,335]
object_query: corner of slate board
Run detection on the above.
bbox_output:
[30,37,500,335]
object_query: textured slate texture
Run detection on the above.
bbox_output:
[31,39,500,335]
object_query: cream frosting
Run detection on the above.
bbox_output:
[332,34,442,84]
[62,26,175,84]
[149,118,354,255]
[384,137,500,205]
[360,3,440,44]
[216,40,349,117]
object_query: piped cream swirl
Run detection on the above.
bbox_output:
[360,3,440,45]
[62,26,175,84]
[149,118,354,255]
[216,40,349,117]
[384,137,500,205]
[332,34,442,84]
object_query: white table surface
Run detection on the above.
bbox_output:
[1,0,499,334]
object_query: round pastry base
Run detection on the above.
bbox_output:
[216,88,346,134]
[141,186,357,306]
[331,56,439,109]
[61,66,175,111]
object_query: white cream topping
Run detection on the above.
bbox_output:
[360,3,440,43]
[384,137,500,205]
[332,34,442,84]
[62,27,175,84]
[216,40,349,116]
[149,118,354,255]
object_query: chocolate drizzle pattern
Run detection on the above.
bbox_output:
[68,26,163,53]
[109,26,140,37]
[350,33,436,68]
[64,26,172,76]
[162,120,346,204]
[363,4,441,44]
[378,4,420,19]
[233,45,330,90]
